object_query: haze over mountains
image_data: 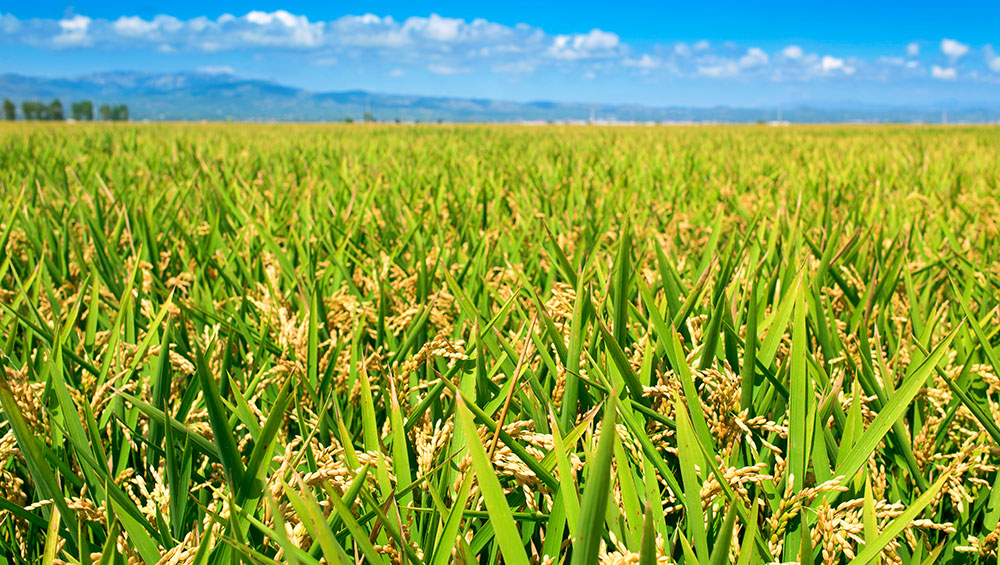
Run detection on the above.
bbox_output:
[2,71,998,124]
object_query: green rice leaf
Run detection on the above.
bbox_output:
[456,395,531,565]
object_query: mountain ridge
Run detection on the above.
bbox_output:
[2,71,999,123]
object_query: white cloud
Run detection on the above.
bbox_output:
[782,45,803,59]
[940,38,969,60]
[986,46,1000,73]
[740,47,769,68]
[387,68,405,77]
[820,55,855,75]
[1,13,22,33]
[238,10,323,47]
[53,14,92,46]
[624,54,658,69]
[931,65,957,80]
[0,10,990,86]
[547,29,620,59]
[113,16,159,36]
[697,61,739,77]
[419,14,461,41]
[694,47,769,78]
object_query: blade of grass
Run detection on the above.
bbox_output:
[455,394,531,565]
[570,392,618,565]
[674,391,709,560]
[836,323,960,481]
[848,468,953,565]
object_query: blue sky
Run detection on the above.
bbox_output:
[2,1,999,106]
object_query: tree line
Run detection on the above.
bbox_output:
[2,99,129,121]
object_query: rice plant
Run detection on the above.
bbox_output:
[1,122,999,563]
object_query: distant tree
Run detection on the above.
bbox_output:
[112,105,129,121]
[22,101,46,120]
[98,104,129,121]
[3,99,14,120]
[344,117,354,124]
[71,101,94,121]
[49,99,64,121]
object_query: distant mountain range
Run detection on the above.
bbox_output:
[2,71,999,123]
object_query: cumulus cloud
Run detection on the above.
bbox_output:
[0,11,539,53]
[0,11,989,85]
[986,46,1000,73]
[940,39,969,61]
[931,65,957,80]
[1,13,21,34]
[681,42,885,82]
[420,14,461,41]
[0,10,626,78]
[697,61,739,78]
[782,45,803,59]
[547,29,621,60]
[53,15,92,47]
[696,47,770,77]
[240,10,323,47]
[624,54,659,69]
[820,55,855,75]
[740,47,769,68]
[112,16,161,37]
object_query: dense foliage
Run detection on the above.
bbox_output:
[1,123,999,563]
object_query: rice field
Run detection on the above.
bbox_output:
[1,123,1000,564]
